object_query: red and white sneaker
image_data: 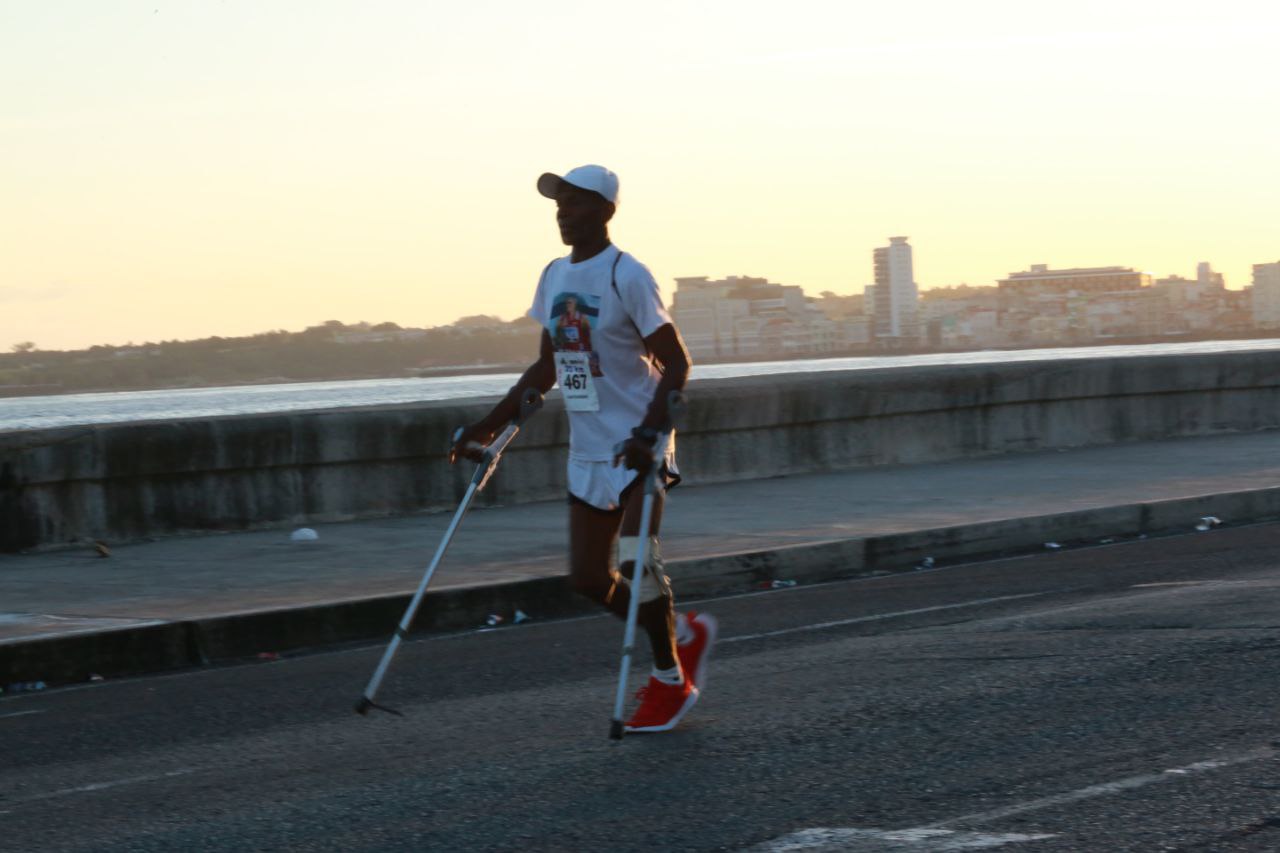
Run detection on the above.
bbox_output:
[624,677,699,733]
[677,610,718,691]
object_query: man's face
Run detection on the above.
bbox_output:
[555,184,613,246]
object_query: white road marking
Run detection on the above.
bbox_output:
[929,746,1276,829]
[0,709,45,720]
[1,768,199,810]
[720,592,1051,644]
[749,827,1055,851]
[968,580,1250,626]
[752,746,1275,851]
[1131,579,1280,589]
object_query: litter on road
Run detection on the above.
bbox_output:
[4,681,46,694]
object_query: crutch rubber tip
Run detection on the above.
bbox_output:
[609,720,625,740]
[355,697,373,716]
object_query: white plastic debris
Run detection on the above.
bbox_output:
[1195,516,1222,532]
[1044,542,1062,550]
[1099,538,1115,545]
[513,609,530,624]
[485,614,505,627]
[5,681,45,693]
[290,528,319,542]
[916,557,936,570]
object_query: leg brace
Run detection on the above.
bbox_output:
[606,536,672,604]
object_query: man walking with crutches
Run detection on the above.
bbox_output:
[451,164,716,734]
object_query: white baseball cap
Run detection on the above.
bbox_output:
[537,164,620,205]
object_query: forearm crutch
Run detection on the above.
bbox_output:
[356,387,543,717]
[609,390,686,740]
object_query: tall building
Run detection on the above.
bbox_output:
[871,237,919,341]
[1197,261,1224,288]
[1252,261,1280,330]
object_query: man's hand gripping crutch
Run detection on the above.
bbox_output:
[609,389,687,740]
[355,387,543,717]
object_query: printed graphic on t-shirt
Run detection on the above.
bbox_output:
[550,292,603,377]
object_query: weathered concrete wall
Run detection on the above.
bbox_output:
[4,351,1280,551]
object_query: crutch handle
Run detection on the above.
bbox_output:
[482,422,520,462]
[483,388,543,461]
[451,427,488,458]
[450,389,544,466]
[473,388,544,490]
[611,390,688,460]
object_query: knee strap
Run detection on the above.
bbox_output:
[615,536,671,603]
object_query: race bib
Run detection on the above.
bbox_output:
[555,351,600,412]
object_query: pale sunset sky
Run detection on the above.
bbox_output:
[3,0,1277,352]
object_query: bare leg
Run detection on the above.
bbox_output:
[568,499,626,616]
[567,489,677,672]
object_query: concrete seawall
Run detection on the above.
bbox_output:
[4,351,1280,552]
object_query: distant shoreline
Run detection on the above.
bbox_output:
[0,364,527,399]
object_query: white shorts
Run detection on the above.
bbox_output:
[567,452,680,512]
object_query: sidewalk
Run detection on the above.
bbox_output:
[4,430,1280,684]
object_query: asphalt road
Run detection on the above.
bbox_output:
[3,524,1280,852]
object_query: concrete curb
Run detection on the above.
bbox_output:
[4,485,1279,686]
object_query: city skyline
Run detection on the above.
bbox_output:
[5,249,1275,354]
[4,0,1278,352]
[664,252,1266,362]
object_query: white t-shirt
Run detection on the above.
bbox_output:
[528,245,673,461]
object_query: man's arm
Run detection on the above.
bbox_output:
[450,330,557,463]
[614,323,692,471]
[639,324,691,431]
